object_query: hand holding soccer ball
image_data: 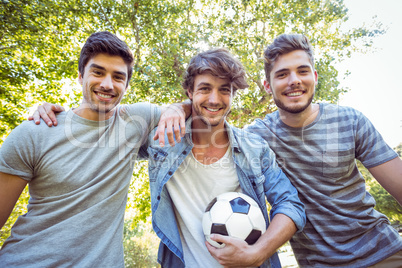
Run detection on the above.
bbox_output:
[202,192,266,248]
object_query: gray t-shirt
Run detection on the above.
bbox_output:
[0,103,160,267]
[247,103,402,267]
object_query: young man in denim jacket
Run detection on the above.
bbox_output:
[140,48,305,267]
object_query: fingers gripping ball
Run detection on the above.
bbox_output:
[202,192,266,248]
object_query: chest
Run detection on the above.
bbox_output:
[191,145,229,165]
[30,123,142,197]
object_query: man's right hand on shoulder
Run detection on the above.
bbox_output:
[28,102,65,127]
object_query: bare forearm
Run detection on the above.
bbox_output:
[369,157,402,205]
[252,213,297,265]
[161,99,192,119]
[181,99,192,119]
[0,172,27,229]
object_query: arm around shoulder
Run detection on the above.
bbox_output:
[154,100,191,147]
[0,172,27,229]
[368,156,402,205]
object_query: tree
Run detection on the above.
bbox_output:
[0,0,93,142]
[1,0,385,247]
[1,0,384,138]
[189,0,384,126]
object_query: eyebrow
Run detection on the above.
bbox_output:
[195,82,231,88]
[89,63,127,78]
[195,82,212,88]
[274,64,312,74]
[297,65,312,70]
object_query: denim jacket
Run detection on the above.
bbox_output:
[140,119,305,268]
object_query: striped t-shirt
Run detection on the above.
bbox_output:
[247,103,402,267]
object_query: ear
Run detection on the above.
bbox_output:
[78,72,83,86]
[187,89,193,100]
[263,80,272,94]
[314,70,318,86]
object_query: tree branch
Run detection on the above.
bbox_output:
[0,45,17,51]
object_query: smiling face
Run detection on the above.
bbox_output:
[78,53,128,120]
[265,50,318,115]
[188,73,233,129]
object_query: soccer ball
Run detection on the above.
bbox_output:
[202,192,266,248]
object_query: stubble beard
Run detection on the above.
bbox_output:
[81,91,116,119]
[194,105,229,128]
[273,91,315,114]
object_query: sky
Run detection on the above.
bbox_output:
[337,0,402,148]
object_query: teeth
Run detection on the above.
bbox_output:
[206,108,219,112]
[97,93,112,99]
[287,92,302,97]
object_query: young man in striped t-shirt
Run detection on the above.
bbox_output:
[247,33,402,267]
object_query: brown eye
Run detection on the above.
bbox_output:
[221,88,231,94]
[92,69,103,76]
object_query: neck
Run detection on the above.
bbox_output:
[73,104,115,121]
[278,103,319,128]
[191,120,228,145]
[191,119,230,165]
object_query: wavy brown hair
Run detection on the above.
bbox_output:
[182,48,249,97]
[264,34,314,83]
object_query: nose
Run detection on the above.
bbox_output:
[100,74,113,90]
[208,89,220,104]
[288,72,301,87]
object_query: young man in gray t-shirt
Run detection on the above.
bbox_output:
[0,31,186,267]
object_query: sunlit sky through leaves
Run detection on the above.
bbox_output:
[338,0,402,147]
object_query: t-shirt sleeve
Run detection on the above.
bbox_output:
[121,103,161,152]
[0,122,37,182]
[354,111,398,168]
[123,103,161,133]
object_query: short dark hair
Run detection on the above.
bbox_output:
[264,34,314,82]
[78,31,134,87]
[182,48,249,97]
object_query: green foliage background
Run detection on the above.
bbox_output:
[1,0,400,266]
